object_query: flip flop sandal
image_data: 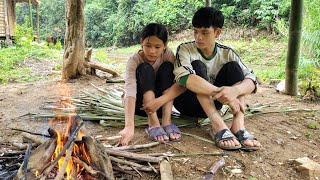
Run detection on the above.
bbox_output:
[163,124,182,142]
[234,129,261,151]
[209,129,242,150]
[145,126,169,142]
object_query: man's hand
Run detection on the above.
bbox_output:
[213,86,240,104]
[119,126,134,146]
[140,98,163,115]
[228,99,245,114]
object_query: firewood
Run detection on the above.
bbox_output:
[0,150,38,157]
[11,128,51,137]
[112,166,139,177]
[81,136,115,180]
[19,144,32,180]
[21,132,47,145]
[54,142,74,180]
[160,160,173,180]
[109,156,153,172]
[147,162,158,174]
[39,122,84,179]
[12,142,37,150]
[111,142,160,151]
[72,157,98,175]
[104,148,164,163]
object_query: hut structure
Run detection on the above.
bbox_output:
[0,0,39,41]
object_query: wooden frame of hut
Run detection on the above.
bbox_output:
[0,0,39,41]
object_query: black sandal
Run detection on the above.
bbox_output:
[234,129,261,151]
[209,129,242,150]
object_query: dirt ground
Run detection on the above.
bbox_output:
[0,70,319,180]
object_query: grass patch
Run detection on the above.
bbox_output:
[0,45,61,84]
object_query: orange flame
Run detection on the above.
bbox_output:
[48,82,91,179]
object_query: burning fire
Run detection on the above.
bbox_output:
[42,83,91,179]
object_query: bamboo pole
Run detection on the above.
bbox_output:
[285,0,304,95]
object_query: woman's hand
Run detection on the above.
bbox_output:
[141,98,163,114]
[118,126,134,146]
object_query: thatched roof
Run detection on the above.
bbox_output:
[15,0,39,5]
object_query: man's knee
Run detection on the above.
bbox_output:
[223,61,243,74]
[191,60,208,80]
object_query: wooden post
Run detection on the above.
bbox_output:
[28,0,34,31]
[3,0,10,41]
[285,0,304,95]
[205,0,211,7]
[36,4,40,42]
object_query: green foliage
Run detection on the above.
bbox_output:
[14,17,34,47]
[304,131,313,139]
[306,122,318,130]
[94,49,109,63]
[38,0,65,42]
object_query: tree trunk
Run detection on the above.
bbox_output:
[62,0,86,79]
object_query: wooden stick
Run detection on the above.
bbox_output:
[160,160,173,180]
[172,152,228,157]
[148,162,158,174]
[131,166,143,177]
[21,144,32,180]
[71,162,77,180]
[12,142,37,150]
[96,135,122,142]
[54,142,74,180]
[113,165,139,176]
[0,156,23,159]
[21,132,47,145]
[104,148,163,163]
[72,157,97,175]
[112,142,160,151]
[109,156,153,172]
[72,157,111,179]
[144,152,227,158]
[11,128,51,137]
[202,158,225,180]
[0,151,25,156]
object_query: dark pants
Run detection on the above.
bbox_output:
[135,62,174,117]
[174,60,245,118]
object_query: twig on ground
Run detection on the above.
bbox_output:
[11,128,51,137]
[109,156,154,172]
[181,132,214,144]
[112,142,161,151]
[104,148,163,163]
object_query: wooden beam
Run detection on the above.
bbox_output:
[285,0,304,95]
[205,0,211,7]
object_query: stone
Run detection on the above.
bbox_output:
[293,157,320,179]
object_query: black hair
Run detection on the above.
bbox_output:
[192,7,224,29]
[141,23,168,44]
